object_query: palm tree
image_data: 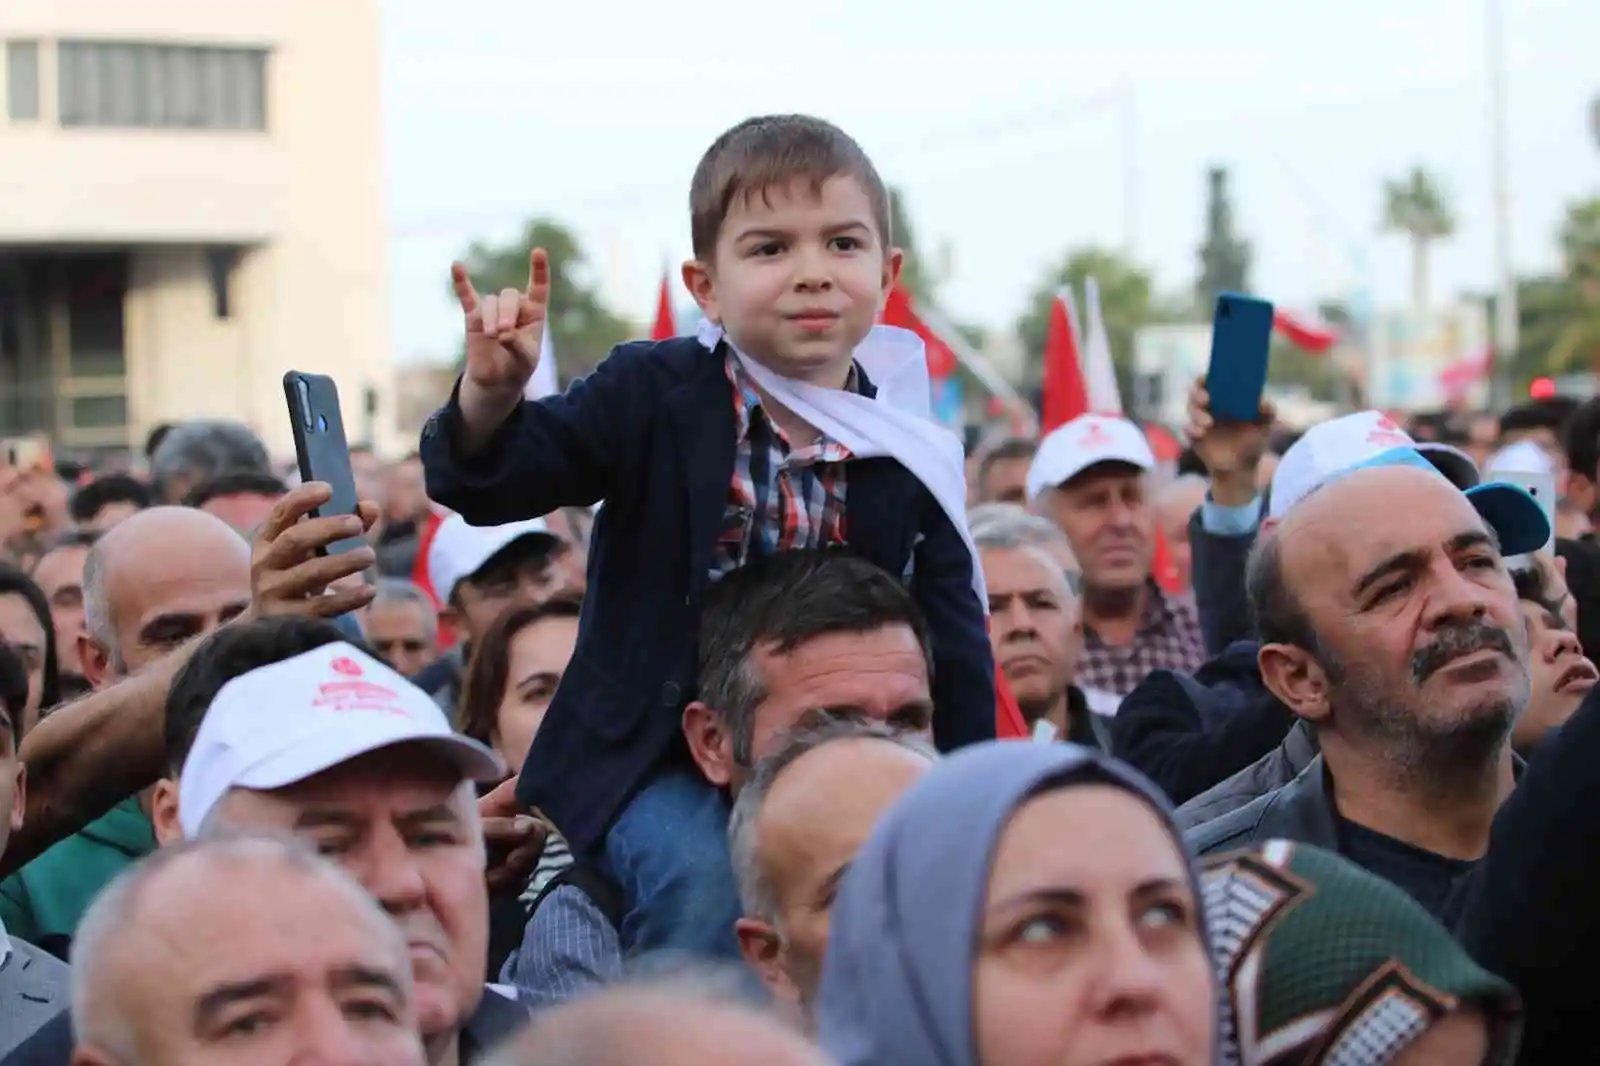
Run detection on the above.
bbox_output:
[1381,167,1456,313]
[1529,198,1600,373]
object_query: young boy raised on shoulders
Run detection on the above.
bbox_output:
[422,114,994,957]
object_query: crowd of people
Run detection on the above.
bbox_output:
[0,112,1594,1065]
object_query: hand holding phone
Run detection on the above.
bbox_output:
[283,372,366,556]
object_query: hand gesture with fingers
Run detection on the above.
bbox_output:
[251,482,380,620]
[451,248,550,397]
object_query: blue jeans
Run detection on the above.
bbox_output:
[602,767,742,960]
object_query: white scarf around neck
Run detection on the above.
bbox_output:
[697,319,987,607]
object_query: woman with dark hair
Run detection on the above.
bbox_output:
[0,562,60,735]
[457,596,583,983]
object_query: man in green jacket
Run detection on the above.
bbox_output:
[0,794,154,957]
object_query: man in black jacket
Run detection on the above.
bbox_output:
[1114,399,1485,806]
[1184,457,1549,924]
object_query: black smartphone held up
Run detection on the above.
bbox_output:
[283,371,366,556]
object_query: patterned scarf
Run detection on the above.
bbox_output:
[1203,839,1521,1066]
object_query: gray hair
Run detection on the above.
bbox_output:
[968,502,1071,552]
[150,420,270,501]
[73,833,406,1058]
[728,715,937,924]
[370,578,439,639]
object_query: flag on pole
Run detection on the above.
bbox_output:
[1273,309,1338,353]
[1044,278,1183,596]
[650,271,679,341]
[524,325,559,400]
[1082,277,1124,414]
[1041,289,1088,432]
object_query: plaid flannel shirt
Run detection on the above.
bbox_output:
[711,348,857,577]
[1079,582,1207,698]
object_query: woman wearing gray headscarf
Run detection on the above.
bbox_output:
[816,741,1217,1066]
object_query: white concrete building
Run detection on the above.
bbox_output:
[0,0,392,458]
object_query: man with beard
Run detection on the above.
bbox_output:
[1186,456,1550,923]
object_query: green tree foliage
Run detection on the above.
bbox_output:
[451,218,630,380]
[1381,167,1456,312]
[1490,198,1600,384]
[1195,166,1252,309]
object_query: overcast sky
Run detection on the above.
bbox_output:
[381,0,1600,365]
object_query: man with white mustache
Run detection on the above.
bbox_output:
[3,618,529,1066]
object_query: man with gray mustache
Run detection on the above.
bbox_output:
[1186,449,1550,924]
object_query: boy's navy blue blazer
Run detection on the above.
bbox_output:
[420,336,996,855]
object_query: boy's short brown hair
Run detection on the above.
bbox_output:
[689,114,892,259]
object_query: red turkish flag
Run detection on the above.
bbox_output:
[1273,309,1337,353]
[880,285,957,379]
[1041,293,1090,431]
[650,272,678,341]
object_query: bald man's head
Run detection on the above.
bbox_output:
[81,506,251,680]
[485,988,828,1066]
[730,719,935,1019]
[1247,464,1527,780]
[73,835,423,1066]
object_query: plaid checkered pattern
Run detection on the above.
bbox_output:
[711,347,855,577]
[1078,582,1206,697]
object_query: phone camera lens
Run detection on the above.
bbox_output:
[317,415,329,433]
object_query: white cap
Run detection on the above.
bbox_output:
[178,643,504,836]
[1025,415,1156,502]
[1269,411,1479,520]
[426,515,558,603]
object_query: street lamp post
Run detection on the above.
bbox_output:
[1591,92,1600,151]
[1488,0,1517,408]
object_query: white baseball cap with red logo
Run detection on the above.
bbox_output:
[1025,415,1157,503]
[178,643,505,836]
[1269,410,1480,520]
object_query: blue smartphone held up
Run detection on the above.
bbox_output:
[1205,292,1275,423]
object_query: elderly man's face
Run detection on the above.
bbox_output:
[982,545,1082,715]
[98,856,427,1066]
[206,748,488,1045]
[736,738,932,1019]
[1042,464,1153,594]
[1270,468,1529,766]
